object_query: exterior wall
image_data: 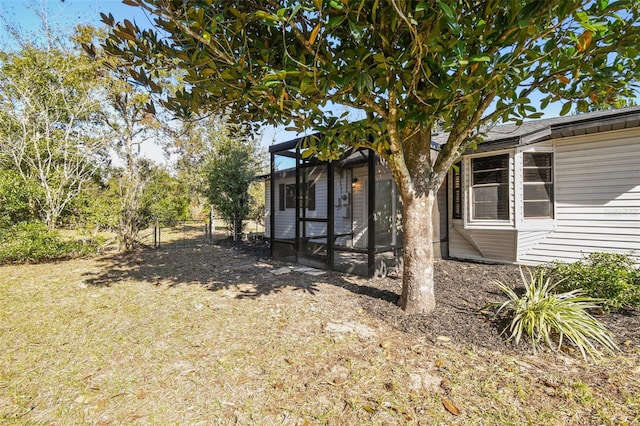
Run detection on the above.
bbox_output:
[448,127,640,265]
[449,226,517,262]
[517,128,640,264]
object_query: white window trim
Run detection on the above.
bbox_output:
[464,149,515,229]
[515,146,556,231]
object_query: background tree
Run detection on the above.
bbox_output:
[0,167,40,227]
[79,25,179,251]
[141,166,191,224]
[101,0,640,313]
[203,119,264,239]
[0,45,109,230]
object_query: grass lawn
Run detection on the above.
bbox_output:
[1,245,639,425]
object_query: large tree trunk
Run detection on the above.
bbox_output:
[398,190,436,314]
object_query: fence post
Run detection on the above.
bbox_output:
[183,220,186,248]
[153,216,158,248]
[209,209,214,242]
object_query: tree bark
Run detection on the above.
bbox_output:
[398,190,436,314]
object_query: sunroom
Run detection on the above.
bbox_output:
[266,137,405,277]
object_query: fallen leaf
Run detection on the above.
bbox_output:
[440,378,452,392]
[442,399,461,416]
[541,379,559,390]
[435,359,444,368]
[363,404,376,413]
[624,340,632,346]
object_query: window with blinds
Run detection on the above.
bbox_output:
[471,154,509,220]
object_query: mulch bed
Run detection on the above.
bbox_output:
[224,238,640,356]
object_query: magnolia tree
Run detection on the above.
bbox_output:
[100,0,640,314]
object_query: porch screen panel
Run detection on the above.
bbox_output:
[272,151,297,241]
[298,165,329,260]
[333,167,354,249]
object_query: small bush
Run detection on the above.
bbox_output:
[546,252,640,312]
[0,222,102,264]
[494,268,619,361]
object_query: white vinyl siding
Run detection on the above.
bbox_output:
[518,129,640,264]
[449,226,517,262]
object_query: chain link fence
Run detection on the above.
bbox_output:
[138,217,265,249]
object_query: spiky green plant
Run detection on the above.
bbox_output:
[494,268,619,361]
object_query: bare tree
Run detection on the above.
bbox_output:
[0,46,109,230]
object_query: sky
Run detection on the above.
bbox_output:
[0,0,148,37]
[1,0,637,158]
[0,0,296,156]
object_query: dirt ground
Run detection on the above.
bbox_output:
[226,239,640,354]
[2,239,639,424]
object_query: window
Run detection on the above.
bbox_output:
[279,182,315,211]
[452,162,462,219]
[523,153,553,218]
[471,154,509,220]
[285,184,296,208]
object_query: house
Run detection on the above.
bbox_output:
[444,106,640,266]
[265,107,640,275]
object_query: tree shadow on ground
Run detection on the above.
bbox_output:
[82,238,399,305]
[80,240,640,352]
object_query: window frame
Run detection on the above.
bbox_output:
[469,153,511,222]
[457,148,556,232]
[281,182,316,211]
[522,152,554,219]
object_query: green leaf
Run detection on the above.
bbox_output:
[469,54,491,62]
[416,2,429,12]
[329,0,344,10]
[560,101,572,116]
[437,1,456,22]
[326,15,346,31]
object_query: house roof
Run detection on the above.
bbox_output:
[269,107,640,156]
[433,106,640,152]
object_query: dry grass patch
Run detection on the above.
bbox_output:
[1,245,639,425]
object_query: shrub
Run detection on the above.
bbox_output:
[0,222,102,264]
[546,252,640,312]
[494,268,619,361]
